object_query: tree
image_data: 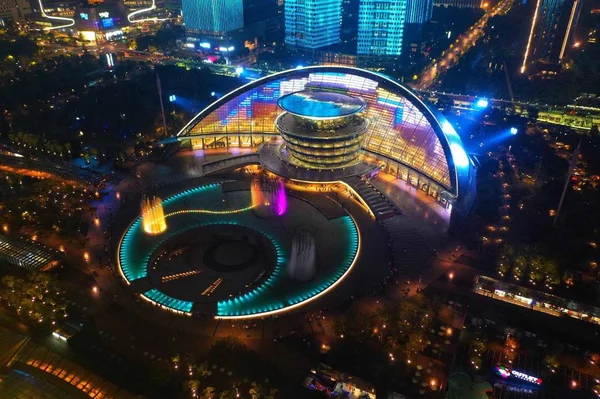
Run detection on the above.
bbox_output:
[186,379,200,397]
[403,331,427,358]
[196,361,210,378]
[249,382,263,399]
[184,352,197,374]
[264,388,278,399]
[219,390,236,399]
[200,386,216,399]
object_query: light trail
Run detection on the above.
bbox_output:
[141,204,258,232]
[521,0,542,73]
[127,0,168,23]
[559,0,579,61]
[37,0,75,30]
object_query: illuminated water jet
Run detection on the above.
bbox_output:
[141,196,167,234]
[287,230,316,282]
[251,177,287,217]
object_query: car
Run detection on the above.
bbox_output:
[52,324,78,341]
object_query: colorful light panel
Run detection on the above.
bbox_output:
[186,72,451,189]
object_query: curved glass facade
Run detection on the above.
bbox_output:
[178,66,477,208]
[183,71,452,189]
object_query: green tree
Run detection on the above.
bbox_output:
[249,382,263,399]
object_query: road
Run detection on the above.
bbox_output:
[413,0,514,91]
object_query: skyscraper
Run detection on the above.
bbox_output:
[183,0,244,35]
[404,0,432,60]
[285,0,342,49]
[357,0,407,56]
[521,0,582,73]
[0,0,31,21]
[406,0,432,24]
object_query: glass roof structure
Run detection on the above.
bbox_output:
[0,234,63,271]
[277,90,366,119]
[8,340,136,399]
[177,66,475,202]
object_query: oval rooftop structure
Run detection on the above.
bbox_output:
[277,90,366,120]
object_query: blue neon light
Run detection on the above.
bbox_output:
[475,98,489,109]
[450,143,469,168]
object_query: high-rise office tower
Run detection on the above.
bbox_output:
[521,0,582,73]
[285,0,342,49]
[406,0,432,24]
[183,0,244,35]
[404,0,432,60]
[0,0,31,21]
[357,0,407,56]
[244,0,280,44]
[341,0,360,44]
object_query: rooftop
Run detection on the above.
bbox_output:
[277,90,366,120]
[0,234,63,271]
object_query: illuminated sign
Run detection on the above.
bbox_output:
[105,30,124,40]
[80,12,89,20]
[199,42,211,49]
[101,18,114,29]
[99,11,110,18]
[495,365,542,385]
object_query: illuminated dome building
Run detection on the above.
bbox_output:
[276,90,368,169]
[176,66,476,216]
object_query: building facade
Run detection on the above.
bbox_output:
[0,0,31,22]
[176,66,476,215]
[406,0,432,23]
[357,0,407,57]
[183,0,244,35]
[285,0,342,49]
[404,0,433,61]
[521,0,581,74]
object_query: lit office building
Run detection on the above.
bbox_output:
[0,0,31,22]
[184,0,281,51]
[285,0,342,49]
[404,0,433,60]
[357,0,407,57]
[341,0,360,44]
[183,0,243,37]
[406,0,432,24]
[521,0,582,74]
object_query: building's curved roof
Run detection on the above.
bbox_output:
[277,90,366,119]
[177,66,474,201]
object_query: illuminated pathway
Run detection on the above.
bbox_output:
[127,0,167,23]
[37,0,75,30]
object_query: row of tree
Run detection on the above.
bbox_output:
[498,244,560,286]
[0,272,68,327]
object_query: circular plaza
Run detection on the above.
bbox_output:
[116,66,476,321]
[117,179,363,319]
